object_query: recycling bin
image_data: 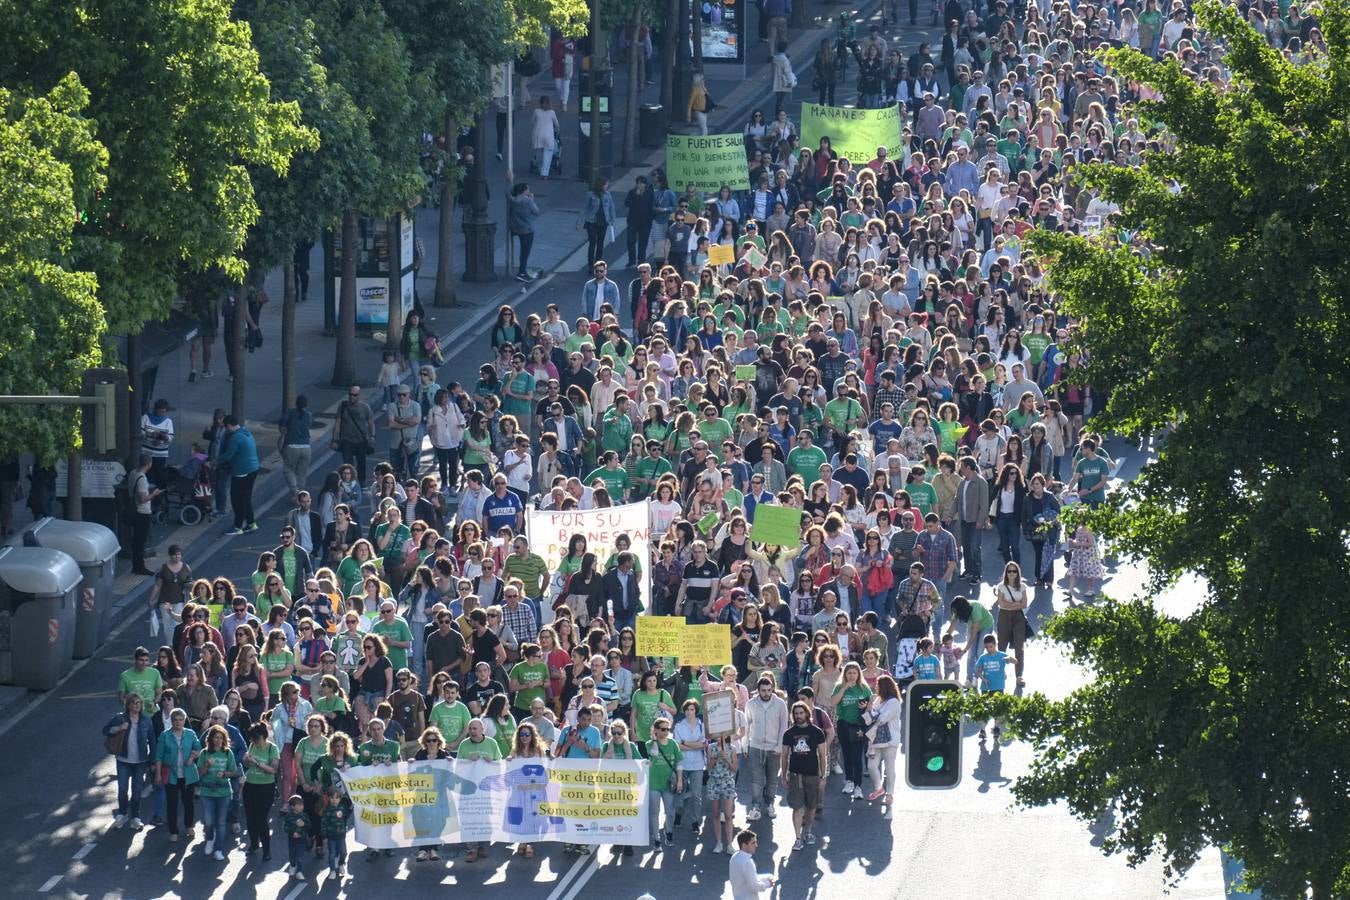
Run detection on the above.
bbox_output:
[20,517,120,658]
[640,104,666,148]
[0,547,81,690]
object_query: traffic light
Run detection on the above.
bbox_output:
[905,680,962,789]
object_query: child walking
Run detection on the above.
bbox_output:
[321,785,352,879]
[283,794,310,880]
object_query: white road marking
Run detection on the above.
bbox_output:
[39,876,62,892]
[544,852,591,900]
[561,854,600,900]
[72,842,96,860]
[282,883,305,900]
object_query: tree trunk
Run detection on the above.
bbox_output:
[622,9,643,166]
[589,0,602,179]
[281,257,297,411]
[791,0,807,29]
[230,277,248,419]
[434,106,457,307]
[66,451,82,521]
[331,208,358,387]
[385,239,403,354]
[692,2,704,75]
[661,0,678,112]
[124,333,141,468]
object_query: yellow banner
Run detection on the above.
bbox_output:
[707,243,735,266]
[636,616,686,657]
[680,623,732,667]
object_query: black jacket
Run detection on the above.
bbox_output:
[602,567,642,620]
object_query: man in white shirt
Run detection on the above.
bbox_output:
[729,830,775,899]
[744,677,789,821]
[501,435,534,504]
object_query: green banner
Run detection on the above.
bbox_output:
[799,103,902,165]
[665,133,750,194]
[752,503,803,548]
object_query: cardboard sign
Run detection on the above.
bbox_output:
[751,503,802,547]
[707,242,735,265]
[637,616,686,657]
[665,133,751,193]
[799,102,903,165]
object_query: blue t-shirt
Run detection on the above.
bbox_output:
[560,724,603,759]
[481,491,523,533]
[913,653,941,680]
[868,418,903,450]
[977,651,1012,693]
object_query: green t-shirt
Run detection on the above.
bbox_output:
[1022,333,1050,365]
[1075,456,1110,504]
[968,602,995,632]
[358,739,403,765]
[907,481,938,516]
[281,546,300,595]
[825,397,863,434]
[787,445,827,481]
[119,667,163,706]
[262,649,295,696]
[602,739,639,760]
[509,661,549,712]
[198,749,237,798]
[646,738,683,791]
[490,716,516,758]
[833,682,873,725]
[631,688,674,742]
[430,700,472,746]
[315,694,349,715]
[457,737,502,761]
[370,617,413,671]
[244,741,280,785]
[633,457,674,499]
[296,736,329,784]
[699,417,733,458]
[584,465,631,499]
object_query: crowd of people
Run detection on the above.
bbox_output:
[88,0,1253,888]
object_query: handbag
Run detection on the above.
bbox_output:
[865,563,894,594]
[105,720,129,756]
[875,721,892,744]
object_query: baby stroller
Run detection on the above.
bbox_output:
[152,460,213,527]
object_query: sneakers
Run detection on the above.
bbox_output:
[205,839,214,855]
[295,870,306,881]
[214,851,225,861]
[832,763,844,775]
[841,780,855,794]
[745,807,761,821]
[113,814,127,829]
[805,832,816,845]
[188,370,197,383]
[202,369,213,379]
[792,837,804,851]
[285,864,295,875]
[764,806,776,819]
[225,527,245,536]
[515,272,531,282]
[713,842,724,854]
[726,844,736,855]
[244,522,259,533]
[416,850,429,862]
[128,817,143,830]
[852,786,864,800]
[169,833,179,843]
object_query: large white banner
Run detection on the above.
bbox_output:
[527,501,652,611]
[338,758,650,848]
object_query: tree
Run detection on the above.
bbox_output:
[951,3,1350,897]
[310,0,435,386]
[383,0,586,307]
[0,75,109,462]
[0,0,309,335]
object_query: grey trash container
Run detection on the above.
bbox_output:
[21,518,121,658]
[639,104,666,148]
[0,547,81,690]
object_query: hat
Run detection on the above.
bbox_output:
[397,385,411,395]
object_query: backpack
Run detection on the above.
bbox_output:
[115,470,142,517]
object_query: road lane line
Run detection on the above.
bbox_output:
[39,876,62,892]
[561,854,600,900]
[544,852,590,900]
[72,843,95,860]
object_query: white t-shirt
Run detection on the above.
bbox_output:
[503,449,533,492]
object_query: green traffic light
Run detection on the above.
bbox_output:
[926,755,945,772]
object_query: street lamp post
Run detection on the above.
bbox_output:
[461,107,497,282]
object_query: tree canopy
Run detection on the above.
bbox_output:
[0,0,311,334]
[0,74,109,461]
[955,2,1350,897]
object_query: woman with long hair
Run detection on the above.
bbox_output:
[862,673,901,812]
[829,661,872,799]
